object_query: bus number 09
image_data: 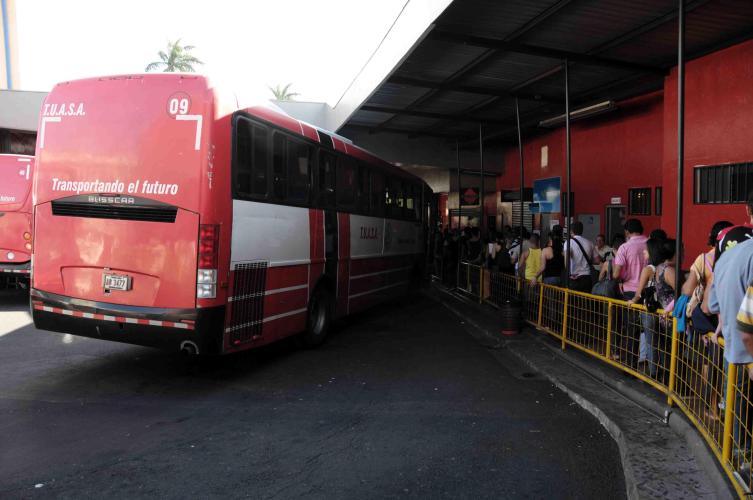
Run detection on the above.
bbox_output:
[169,98,189,115]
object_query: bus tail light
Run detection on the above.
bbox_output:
[24,232,32,251]
[197,224,219,299]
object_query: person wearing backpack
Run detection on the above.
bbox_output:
[563,221,601,292]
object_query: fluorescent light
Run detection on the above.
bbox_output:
[538,101,616,128]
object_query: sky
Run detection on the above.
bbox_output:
[15,0,408,105]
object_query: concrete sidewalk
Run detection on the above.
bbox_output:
[428,284,734,500]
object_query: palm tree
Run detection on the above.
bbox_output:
[145,40,203,73]
[268,83,300,101]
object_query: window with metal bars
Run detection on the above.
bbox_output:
[694,162,753,204]
[628,188,651,215]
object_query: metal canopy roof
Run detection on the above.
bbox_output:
[341,0,753,147]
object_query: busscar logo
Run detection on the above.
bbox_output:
[87,195,135,205]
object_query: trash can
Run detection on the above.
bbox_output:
[499,299,522,336]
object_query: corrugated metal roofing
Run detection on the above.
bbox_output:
[341,0,753,146]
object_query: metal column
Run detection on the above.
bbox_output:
[675,0,685,299]
[515,97,525,248]
[456,139,462,289]
[479,124,484,235]
[564,59,572,290]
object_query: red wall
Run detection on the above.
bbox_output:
[662,39,753,267]
[498,92,664,236]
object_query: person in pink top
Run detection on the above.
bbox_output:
[610,219,649,361]
[612,219,649,300]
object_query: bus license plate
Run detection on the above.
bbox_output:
[103,273,131,291]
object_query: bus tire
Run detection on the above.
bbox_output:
[302,287,332,347]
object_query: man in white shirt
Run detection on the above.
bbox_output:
[563,221,601,292]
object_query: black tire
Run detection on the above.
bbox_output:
[302,287,332,347]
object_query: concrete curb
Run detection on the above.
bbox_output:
[428,286,734,500]
[528,331,734,500]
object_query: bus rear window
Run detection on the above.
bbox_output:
[0,158,32,207]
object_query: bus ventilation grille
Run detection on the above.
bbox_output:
[51,202,178,223]
[228,262,267,345]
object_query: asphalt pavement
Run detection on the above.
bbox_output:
[0,288,625,499]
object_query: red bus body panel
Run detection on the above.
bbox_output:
[33,75,212,309]
[0,154,34,273]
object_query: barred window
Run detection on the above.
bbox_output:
[628,187,651,215]
[694,162,753,204]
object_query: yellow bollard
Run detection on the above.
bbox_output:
[722,363,738,464]
[666,317,680,407]
[561,290,569,350]
[605,302,613,360]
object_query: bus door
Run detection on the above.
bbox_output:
[324,211,338,281]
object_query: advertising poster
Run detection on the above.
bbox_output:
[533,176,561,213]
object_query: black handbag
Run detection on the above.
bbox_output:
[592,261,620,298]
[641,285,661,313]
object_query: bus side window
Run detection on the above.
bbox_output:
[337,158,356,210]
[384,177,393,216]
[405,183,416,221]
[358,164,370,214]
[272,133,286,201]
[235,118,268,198]
[235,119,252,195]
[287,139,311,205]
[392,178,403,218]
[371,171,385,217]
[318,150,336,209]
[414,184,422,221]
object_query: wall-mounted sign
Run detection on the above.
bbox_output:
[461,187,479,206]
[610,197,622,205]
[533,176,561,213]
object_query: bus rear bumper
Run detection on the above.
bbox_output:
[30,289,225,354]
[0,261,31,274]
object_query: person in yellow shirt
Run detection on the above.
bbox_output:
[519,233,542,284]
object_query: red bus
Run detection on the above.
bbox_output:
[31,74,430,355]
[0,154,34,287]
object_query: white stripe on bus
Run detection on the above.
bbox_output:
[348,281,410,300]
[350,266,412,280]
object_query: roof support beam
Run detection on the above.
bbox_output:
[360,104,512,125]
[387,75,559,103]
[374,0,576,132]
[342,123,467,140]
[430,30,666,74]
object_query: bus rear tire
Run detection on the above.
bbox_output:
[302,287,332,347]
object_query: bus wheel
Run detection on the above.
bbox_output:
[302,287,332,347]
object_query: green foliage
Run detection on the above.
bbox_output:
[268,83,300,101]
[145,40,203,73]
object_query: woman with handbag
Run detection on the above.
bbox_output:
[679,221,732,419]
[626,238,676,377]
[682,221,733,337]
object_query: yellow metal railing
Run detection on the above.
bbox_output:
[484,271,753,497]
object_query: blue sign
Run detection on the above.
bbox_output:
[533,177,561,213]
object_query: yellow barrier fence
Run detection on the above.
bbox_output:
[484,271,753,497]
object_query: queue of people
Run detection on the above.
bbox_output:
[432,194,753,473]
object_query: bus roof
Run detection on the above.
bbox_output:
[47,73,428,188]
